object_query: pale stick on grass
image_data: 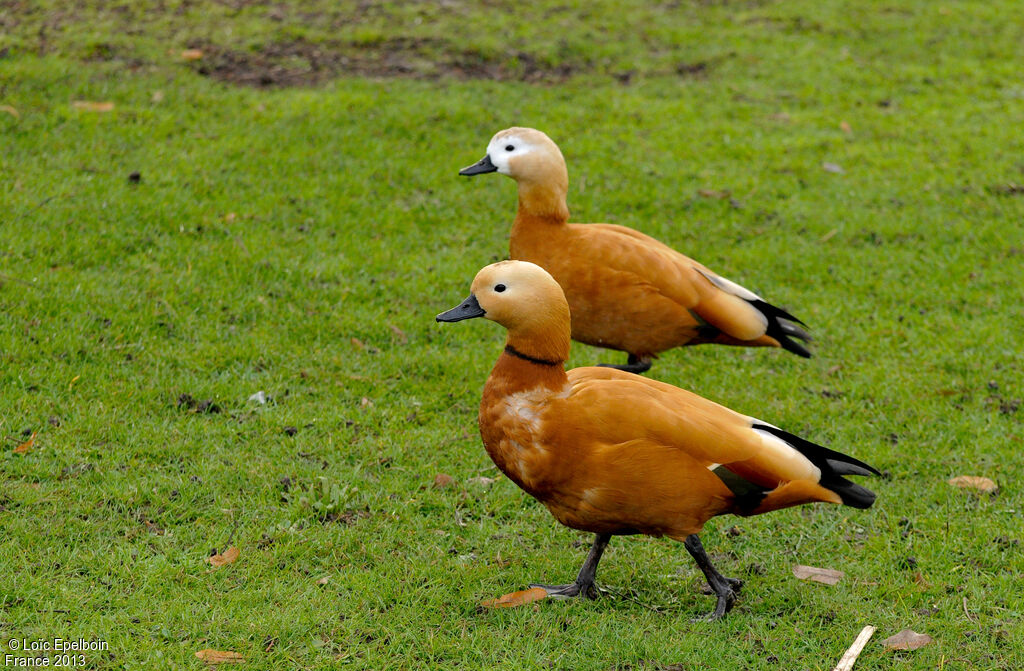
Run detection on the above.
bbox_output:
[832,625,876,671]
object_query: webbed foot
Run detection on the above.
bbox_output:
[529,580,600,600]
[684,534,741,621]
[531,533,611,602]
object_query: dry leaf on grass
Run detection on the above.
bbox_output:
[0,105,20,119]
[840,121,852,134]
[480,587,548,609]
[881,629,933,651]
[467,476,496,487]
[14,432,37,454]
[72,101,115,112]
[822,162,845,174]
[206,546,240,568]
[793,564,845,585]
[697,188,731,199]
[195,649,245,664]
[181,49,204,61]
[360,396,374,408]
[948,475,997,493]
[316,576,330,585]
[433,473,455,488]
[388,324,408,344]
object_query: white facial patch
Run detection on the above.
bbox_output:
[486,134,535,175]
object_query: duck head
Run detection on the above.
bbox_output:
[460,128,570,220]
[437,260,571,364]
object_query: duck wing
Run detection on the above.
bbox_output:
[563,367,876,508]
[574,224,811,355]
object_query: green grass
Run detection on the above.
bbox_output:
[2,1,1023,668]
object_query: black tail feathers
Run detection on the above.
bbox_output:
[827,479,877,510]
[753,424,880,509]
[748,299,812,358]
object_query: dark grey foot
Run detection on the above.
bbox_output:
[529,580,600,600]
[700,576,743,595]
[534,532,611,602]
[684,534,741,621]
[695,586,738,621]
[694,576,742,620]
[597,354,652,375]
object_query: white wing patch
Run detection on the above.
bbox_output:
[751,426,821,481]
[695,268,764,301]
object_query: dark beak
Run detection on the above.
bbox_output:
[459,154,497,176]
[436,294,486,322]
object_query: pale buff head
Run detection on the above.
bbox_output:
[486,128,566,182]
[436,260,571,362]
[459,127,570,219]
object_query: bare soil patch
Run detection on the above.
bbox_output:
[188,37,584,87]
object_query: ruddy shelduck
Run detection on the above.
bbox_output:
[460,127,812,373]
[436,261,878,619]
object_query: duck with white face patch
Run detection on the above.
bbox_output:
[459,127,812,374]
[436,260,878,619]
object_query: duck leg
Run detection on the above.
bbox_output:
[597,354,652,375]
[683,534,742,620]
[530,533,611,600]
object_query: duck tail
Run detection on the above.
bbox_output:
[748,299,812,358]
[752,424,879,509]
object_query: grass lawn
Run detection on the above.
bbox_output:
[1,1,1022,668]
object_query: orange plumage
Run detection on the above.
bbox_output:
[460,127,812,373]
[437,261,878,618]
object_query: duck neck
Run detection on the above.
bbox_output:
[488,329,570,393]
[514,176,570,224]
[488,349,568,394]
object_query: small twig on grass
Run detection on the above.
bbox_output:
[0,273,40,289]
[223,511,242,547]
[832,625,876,671]
[17,195,56,220]
[962,596,976,621]
[17,192,77,222]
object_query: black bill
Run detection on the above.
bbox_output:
[436,294,486,322]
[458,154,497,176]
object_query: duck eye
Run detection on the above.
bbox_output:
[494,284,507,293]
[505,145,514,152]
